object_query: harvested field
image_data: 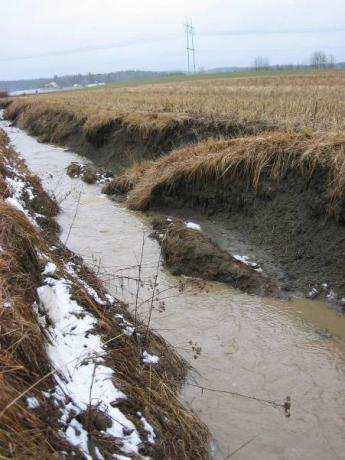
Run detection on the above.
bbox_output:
[0,130,210,458]
[5,71,345,173]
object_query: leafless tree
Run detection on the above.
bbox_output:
[310,51,336,69]
[253,56,270,71]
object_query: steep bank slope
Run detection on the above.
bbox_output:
[4,98,274,172]
[107,132,345,299]
[0,129,210,458]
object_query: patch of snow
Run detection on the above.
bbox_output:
[65,262,106,305]
[5,196,31,219]
[143,351,159,365]
[185,221,201,231]
[116,314,136,337]
[42,262,57,276]
[5,176,38,227]
[233,254,262,272]
[326,289,337,302]
[5,176,25,196]
[307,287,320,299]
[3,301,11,308]
[26,186,35,200]
[124,326,135,337]
[233,254,249,264]
[26,396,40,409]
[105,294,115,305]
[94,447,104,460]
[37,275,144,456]
[138,412,156,444]
[65,418,90,458]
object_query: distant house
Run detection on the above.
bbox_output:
[44,81,59,89]
[86,82,105,88]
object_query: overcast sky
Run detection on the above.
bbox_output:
[1,0,344,80]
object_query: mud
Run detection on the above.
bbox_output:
[151,216,281,297]
[146,170,345,302]
[6,102,275,173]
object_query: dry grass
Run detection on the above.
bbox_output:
[0,131,210,458]
[6,70,345,134]
[103,161,152,195]
[151,216,279,297]
[116,131,345,214]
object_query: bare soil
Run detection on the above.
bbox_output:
[147,170,345,304]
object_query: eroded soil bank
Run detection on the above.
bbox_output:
[143,171,345,303]
[2,114,345,460]
[6,100,345,304]
[4,99,274,173]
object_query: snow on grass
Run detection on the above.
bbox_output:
[143,351,159,365]
[5,173,37,226]
[185,221,201,231]
[115,313,136,337]
[26,396,40,409]
[42,262,57,276]
[65,262,106,305]
[233,254,262,272]
[138,413,156,444]
[5,177,25,196]
[105,293,115,305]
[37,271,151,457]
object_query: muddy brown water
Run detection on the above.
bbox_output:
[1,114,345,460]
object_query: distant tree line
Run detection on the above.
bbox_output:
[252,50,338,71]
[0,70,184,93]
[1,51,344,93]
[310,51,336,69]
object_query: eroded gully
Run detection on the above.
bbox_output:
[1,115,345,460]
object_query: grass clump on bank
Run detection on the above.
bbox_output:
[113,131,345,215]
[151,216,280,297]
[66,161,113,184]
[108,131,345,299]
[0,130,211,458]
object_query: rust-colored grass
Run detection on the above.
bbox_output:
[0,131,210,458]
[6,70,345,135]
[118,131,345,213]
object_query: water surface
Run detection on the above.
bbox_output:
[2,115,345,460]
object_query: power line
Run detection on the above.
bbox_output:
[184,19,196,73]
[1,25,343,64]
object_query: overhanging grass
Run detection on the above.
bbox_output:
[108,131,345,215]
